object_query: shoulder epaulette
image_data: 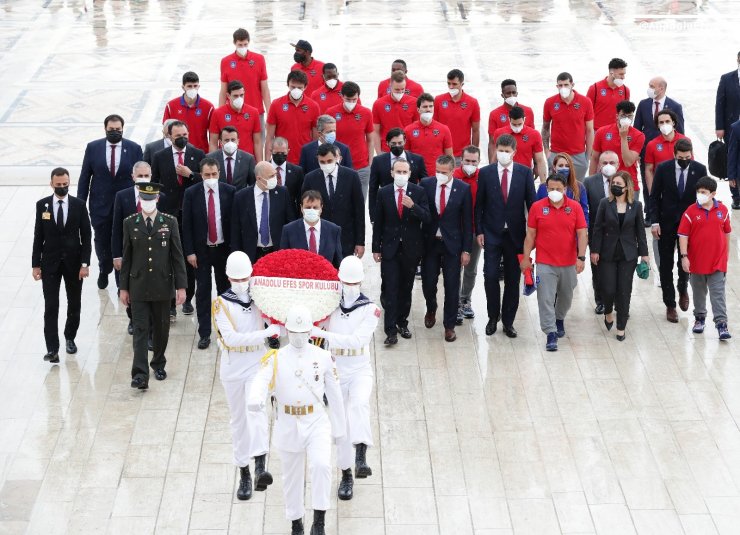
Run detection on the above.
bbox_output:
[124,213,138,220]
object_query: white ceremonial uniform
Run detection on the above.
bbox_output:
[319,294,379,470]
[212,290,270,467]
[249,343,345,521]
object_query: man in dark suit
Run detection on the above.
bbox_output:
[419,155,472,342]
[372,158,431,345]
[206,126,256,190]
[151,120,205,317]
[368,127,427,223]
[182,158,235,349]
[298,114,353,174]
[231,162,296,263]
[270,137,304,215]
[475,134,536,337]
[281,190,343,268]
[77,114,143,290]
[649,138,707,322]
[583,150,619,315]
[728,118,740,210]
[143,119,175,165]
[302,144,365,258]
[715,53,740,207]
[32,168,92,363]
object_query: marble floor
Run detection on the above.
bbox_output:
[2,1,740,534]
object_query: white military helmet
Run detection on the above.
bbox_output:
[337,255,364,284]
[285,304,313,332]
[225,251,253,279]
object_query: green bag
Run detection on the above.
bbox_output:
[635,260,650,280]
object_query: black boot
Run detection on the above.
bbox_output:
[337,468,354,500]
[291,519,304,535]
[254,454,273,491]
[310,510,325,535]
[236,466,252,500]
[355,443,372,478]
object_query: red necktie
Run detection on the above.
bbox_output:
[501,168,509,204]
[177,151,184,186]
[309,226,317,254]
[226,157,233,184]
[439,184,447,216]
[207,189,217,244]
[654,101,660,119]
[136,197,141,213]
[110,145,116,177]
[276,166,283,186]
[397,188,404,218]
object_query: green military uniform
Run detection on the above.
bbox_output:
[120,208,187,384]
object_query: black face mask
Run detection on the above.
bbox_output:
[106,130,122,143]
[272,153,287,166]
[677,158,691,170]
[173,136,188,149]
[610,185,624,197]
[54,186,69,197]
[389,145,404,157]
[293,52,306,63]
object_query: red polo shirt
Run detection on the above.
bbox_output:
[372,94,420,152]
[592,124,645,190]
[403,120,454,176]
[453,166,479,231]
[163,95,214,153]
[290,58,326,95]
[209,103,261,157]
[433,92,481,156]
[493,125,543,168]
[587,78,631,130]
[328,103,374,169]
[644,132,690,166]
[677,200,731,274]
[487,103,535,136]
[219,51,268,113]
[266,94,320,164]
[543,91,594,155]
[377,77,425,99]
[310,81,344,113]
[528,196,587,267]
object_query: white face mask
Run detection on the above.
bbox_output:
[613,78,625,87]
[140,199,157,213]
[436,172,449,185]
[185,88,198,100]
[646,87,657,100]
[559,86,572,99]
[236,46,248,57]
[504,96,518,107]
[342,284,361,303]
[204,178,219,189]
[619,117,632,128]
[289,87,304,100]
[325,79,338,89]
[223,141,238,155]
[392,91,405,102]
[510,123,523,134]
[659,123,674,136]
[393,174,409,188]
[344,101,357,112]
[319,162,336,175]
[134,177,151,184]
[462,164,477,176]
[548,190,564,203]
[601,164,617,178]
[448,88,460,98]
[696,193,711,206]
[497,151,513,165]
[265,177,278,190]
[420,112,433,123]
[288,332,309,349]
[231,96,244,109]
[303,208,320,224]
[231,281,250,295]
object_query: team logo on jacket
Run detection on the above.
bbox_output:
[554,103,560,111]
[606,132,613,141]
[320,93,326,101]
[230,61,237,69]
[195,108,202,116]
[384,104,391,112]
[657,143,664,152]
[225,114,232,121]
[600,89,607,97]
[412,129,420,137]
[500,114,507,122]
[354,114,362,121]
[717,211,724,219]
[244,112,251,120]
[618,89,624,96]
[565,206,572,214]
[442,101,449,109]
[461,102,468,109]
[335,113,342,121]
[301,105,309,112]
[543,207,550,215]
[432,129,440,136]
[282,103,289,111]
[309,70,317,77]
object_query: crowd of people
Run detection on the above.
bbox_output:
[30,30,740,534]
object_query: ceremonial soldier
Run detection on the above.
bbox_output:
[212,251,278,500]
[313,256,379,501]
[119,182,187,390]
[249,305,345,535]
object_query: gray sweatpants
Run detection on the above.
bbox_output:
[690,271,727,324]
[459,234,482,301]
[357,166,370,203]
[536,263,578,334]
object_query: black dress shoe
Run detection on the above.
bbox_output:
[44,351,59,363]
[154,369,167,381]
[384,334,398,345]
[397,325,412,339]
[485,319,497,336]
[354,443,372,478]
[253,454,273,491]
[236,466,252,500]
[503,325,517,338]
[604,316,614,331]
[337,469,354,500]
[97,273,108,289]
[594,303,605,315]
[182,302,194,315]
[197,336,210,349]
[65,339,77,354]
[127,321,134,335]
[131,377,148,390]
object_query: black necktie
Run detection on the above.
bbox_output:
[57,200,64,232]
[678,169,686,197]
[146,217,153,233]
[328,174,335,200]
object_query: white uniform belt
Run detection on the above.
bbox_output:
[222,343,264,353]
[330,348,366,356]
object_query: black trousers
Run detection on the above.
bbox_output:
[482,231,521,327]
[255,245,276,261]
[599,248,637,331]
[174,216,196,304]
[92,218,113,276]
[42,262,83,352]
[658,229,688,308]
[130,299,171,380]
[195,244,230,337]
[421,239,461,329]
[590,260,603,306]
[380,243,419,335]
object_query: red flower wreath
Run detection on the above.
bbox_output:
[252,249,338,280]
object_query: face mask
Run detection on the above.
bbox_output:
[393,174,409,188]
[323,132,336,144]
[319,162,336,174]
[677,158,691,170]
[448,88,460,98]
[344,101,357,112]
[325,79,338,89]
[610,184,624,197]
[342,284,361,303]
[223,141,238,155]
[696,193,711,205]
[646,87,657,100]
[548,190,564,203]
[106,130,122,143]
[659,123,674,136]
[288,332,309,349]
[265,177,277,190]
[140,199,157,213]
[613,78,625,88]
[231,281,250,295]
[392,91,405,102]
[556,167,570,178]
[462,164,477,176]
[231,96,244,109]
[289,87,304,100]
[293,52,306,63]
[185,88,198,100]
[497,151,512,165]
[272,153,287,166]
[173,136,188,149]
[303,208,320,224]
[601,164,617,177]
[54,186,69,197]
[436,173,449,185]
[504,96,518,107]
[420,112,433,123]
[619,117,632,128]
[389,145,404,157]
[510,124,523,134]
[559,87,571,99]
[236,46,248,57]
[204,178,219,189]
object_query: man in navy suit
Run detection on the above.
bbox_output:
[420,155,472,342]
[728,118,740,210]
[281,190,343,268]
[302,144,365,258]
[298,114,353,174]
[372,158,431,345]
[475,134,537,337]
[649,139,707,323]
[270,137,304,214]
[715,52,740,207]
[77,114,143,290]
[231,162,296,263]
[368,128,427,223]
[182,158,236,349]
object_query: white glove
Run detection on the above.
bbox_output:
[247,402,264,412]
[264,324,281,338]
[310,326,324,339]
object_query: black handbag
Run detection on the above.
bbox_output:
[708,139,727,179]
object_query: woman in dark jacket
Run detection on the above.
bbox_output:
[590,171,649,340]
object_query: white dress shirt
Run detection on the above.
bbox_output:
[675,161,688,189]
[324,164,338,197]
[654,95,666,113]
[106,142,121,175]
[172,146,186,170]
[434,179,451,237]
[602,174,610,197]
[390,151,407,168]
[204,183,223,245]
[52,195,68,225]
[304,220,321,249]
[223,151,236,178]
[271,160,287,185]
[253,186,272,247]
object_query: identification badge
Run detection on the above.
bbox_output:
[42,212,51,220]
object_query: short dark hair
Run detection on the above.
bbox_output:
[322,63,337,73]
[391,158,410,172]
[233,28,250,42]
[436,155,456,169]
[616,100,635,114]
[654,108,679,129]
[301,190,323,206]
[509,106,525,121]
[390,70,406,84]
[501,79,517,90]
[227,80,244,93]
[220,126,239,138]
[182,71,199,85]
[287,70,308,86]
[674,138,693,154]
[496,134,517,150]
[608,58,628,70]
[50,167,69,179]
[168,120,188,135]
[556,72,573,83]
[416,92,434,108]
[104,114,125,128]
[695,176,717,192]
[317,143,339,158]
[546,173,567,186]
[462,145,480,157]
[447,69,464,82]
[392,59,408,70]
[341,81,360,97]
[386,127,405,143]
[200,157,220,171]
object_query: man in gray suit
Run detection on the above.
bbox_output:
[206,126,256,190]
[583,150,619,315]
[143,119,177,164]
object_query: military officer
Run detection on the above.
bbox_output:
[119,182,187,389]
[212,251,279,500]
[312,256,379,501]
[249,305,345,535]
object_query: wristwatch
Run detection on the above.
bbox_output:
[577,256,586,261]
